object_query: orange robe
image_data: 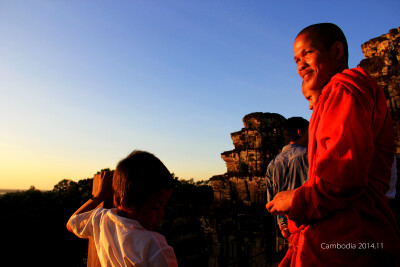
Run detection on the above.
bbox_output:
[288,68,400,266]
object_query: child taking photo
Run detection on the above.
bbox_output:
[67,150,178,267]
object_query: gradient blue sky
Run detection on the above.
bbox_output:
[1,0,399,190]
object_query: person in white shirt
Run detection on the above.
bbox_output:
[67,150,178,267]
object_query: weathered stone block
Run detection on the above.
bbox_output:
[210,113,286,205]
[359,26,400,146]
[377,40,390,55]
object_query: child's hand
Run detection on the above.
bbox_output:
[67,170,114,226]
[97,170,114,200]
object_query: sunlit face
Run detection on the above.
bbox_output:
[294,32,337,93]
[132,189,172,231]
[302,82,321,110]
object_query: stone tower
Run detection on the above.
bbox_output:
[358,27,400,151]
[210,112,286,205]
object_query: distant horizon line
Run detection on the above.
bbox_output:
[0,188,50,194]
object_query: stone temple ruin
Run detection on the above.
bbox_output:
[210,112,286,205]
[359,27,400,151]
[211,26,400,205]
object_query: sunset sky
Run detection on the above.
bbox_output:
[1,0,399,190]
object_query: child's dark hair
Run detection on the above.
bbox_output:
[282,117,309,144]
[113,150,174,208]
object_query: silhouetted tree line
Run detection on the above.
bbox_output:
[0,172,214,267]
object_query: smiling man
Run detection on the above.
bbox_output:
[266,23,400,266]
[301,81,321,110]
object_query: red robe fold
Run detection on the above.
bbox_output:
[288,68,400,266]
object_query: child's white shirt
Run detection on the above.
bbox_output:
[68,208,178,267]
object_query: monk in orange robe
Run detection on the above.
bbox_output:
[266,23,400,266]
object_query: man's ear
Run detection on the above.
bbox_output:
[297,129,304,137]
[331,41,345,61]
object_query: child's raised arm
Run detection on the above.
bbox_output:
[66,170,113,233]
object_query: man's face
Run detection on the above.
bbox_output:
[302,82,321,110]
[294,32,337,93]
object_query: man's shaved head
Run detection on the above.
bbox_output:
[297,23,348,63]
